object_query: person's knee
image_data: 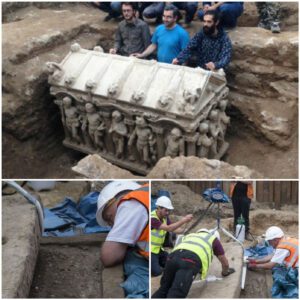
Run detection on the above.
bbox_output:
[197,10,204,20]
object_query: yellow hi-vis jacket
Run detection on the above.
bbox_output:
[172,232,216,280]
[151,210,167,254]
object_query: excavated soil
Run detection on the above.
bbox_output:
[29,244,103,298]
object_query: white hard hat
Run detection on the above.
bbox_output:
[197,228,220,240]
[265,226,284,241]
[156,196,174,210]
[96,181,141,226]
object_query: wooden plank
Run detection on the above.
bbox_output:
[286,181,292,204]
[261,181,268,203]
[256,181,264,202]
[291,181,298,204]
[268,181,275,206]
[274,181,281,210]
[281,181,288,204]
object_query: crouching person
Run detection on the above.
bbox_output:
[152,229,235,298]
[96,181,149,297]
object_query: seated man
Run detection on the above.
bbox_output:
[173,10,232,71]
[151,196,193,276]
[152,229,235,298]
[198,2,244,28]
[110,2,151,56]
[133,4,189,64]
[93,2,122,22]
[143,2,198,25]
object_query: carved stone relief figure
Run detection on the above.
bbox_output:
[218,100,230,143]
[82,103,106,151]
[209,110,220,157]
[61,96,81,144]
[197,122,213,158]
[165,127,184,158]
[109,110,128,159]
[128,116,156,165]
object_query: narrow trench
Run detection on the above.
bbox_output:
[29,244,103,298]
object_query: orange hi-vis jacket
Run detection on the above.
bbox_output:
[229,182,253,200]
[118,184,149,259]
[277,237,299,268]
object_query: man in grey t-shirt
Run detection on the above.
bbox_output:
[110,2,151,56]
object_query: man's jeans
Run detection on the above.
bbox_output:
[198,2,244,28]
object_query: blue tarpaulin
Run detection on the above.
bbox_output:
[244,244,274,259]
[121,250,149,298]
[43,191,110,236]
[272,266,298,298]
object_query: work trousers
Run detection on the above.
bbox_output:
[232,196,251,233]
[152,249,201,298]
[198,2,244,28]
[151,250,168,277]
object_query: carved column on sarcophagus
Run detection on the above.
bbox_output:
[151,125,165,160]
[185,132,199,157]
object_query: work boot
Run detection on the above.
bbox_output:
[271,22,281,33]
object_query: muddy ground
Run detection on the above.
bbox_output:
[29,244,103,298]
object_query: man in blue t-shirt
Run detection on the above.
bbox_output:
[131,4,189,64]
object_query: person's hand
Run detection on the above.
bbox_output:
[172,58,179,65]
[248,262,257,269]
[183,214,193,223]
[203,4,210,12]
[130,53,143,58]
[247,258,256,264]
[109,48,117,54]
[205,62,216,71]
[222,267,235,277]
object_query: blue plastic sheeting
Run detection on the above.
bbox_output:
[121,250,149,298]
[151,190,171,211]
[244,244,274,259]
[43,192,111,237]
[203,188,230,203]
[272,266,298,298]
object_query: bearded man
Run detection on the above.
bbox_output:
[172,10,232,71]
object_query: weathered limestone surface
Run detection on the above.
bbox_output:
[151,243,243,298]
[227,27,298,148]
[2,4,114,141]
[72,154,140,179]
[73,154,262,179]
[148,156,263,179]
[2,195,40,298]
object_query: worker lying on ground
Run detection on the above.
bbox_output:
[151,196,193,276]
[248,226,298,270]
[96,181,149,267]
[152,229,235,298]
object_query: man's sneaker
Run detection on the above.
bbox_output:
[271,22,281,33]
[257,21,270,30]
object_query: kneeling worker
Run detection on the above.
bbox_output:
[248,226,298,270]
[96,181,149,266]
[151,196,193,277]
[152,229,235,298]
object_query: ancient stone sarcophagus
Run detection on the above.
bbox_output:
[47,44,230,175]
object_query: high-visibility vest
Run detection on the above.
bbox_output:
[277,237,298,268]
[172,232,215,280]
[151,210,167,254]
[230,182,253,199]
[118,184,149,259]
